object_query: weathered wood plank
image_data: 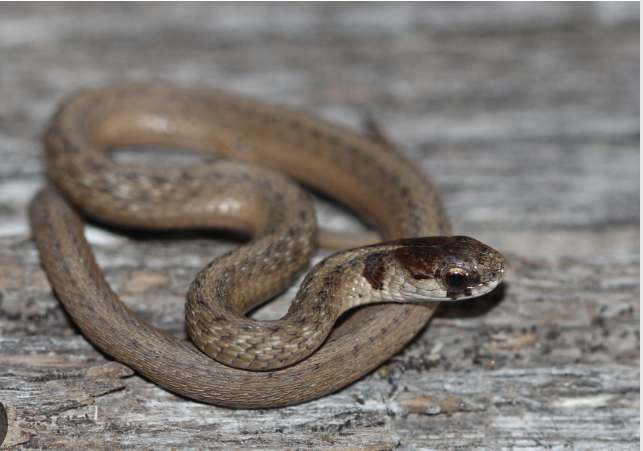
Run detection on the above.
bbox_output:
[0,3,638,450]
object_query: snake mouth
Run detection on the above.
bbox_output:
[473,276,502,296]
[445,281,497,300]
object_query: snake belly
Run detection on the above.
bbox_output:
[30,83,480,408]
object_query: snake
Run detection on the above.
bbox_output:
[29,83,505,407]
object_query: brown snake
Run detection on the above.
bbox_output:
[29,83,505,407]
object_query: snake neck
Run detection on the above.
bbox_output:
[185,244,393,371]
[288,247,386,315]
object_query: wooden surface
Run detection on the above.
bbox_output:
[0,3,639,450]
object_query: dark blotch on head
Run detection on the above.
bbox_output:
[392,236,484,286]
[362,252,387,290]
[392,238,455,281]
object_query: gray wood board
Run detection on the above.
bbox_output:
[0,3,638,450]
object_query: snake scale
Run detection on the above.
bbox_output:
[29,83,505,407]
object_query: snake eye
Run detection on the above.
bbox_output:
[444,268,468,290]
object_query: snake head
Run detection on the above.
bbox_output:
[365,236,505,302]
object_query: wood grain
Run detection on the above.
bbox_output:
[0,3,638,450]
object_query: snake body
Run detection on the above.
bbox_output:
[30,83,504,406]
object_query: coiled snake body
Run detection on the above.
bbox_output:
[30,83,505,407]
